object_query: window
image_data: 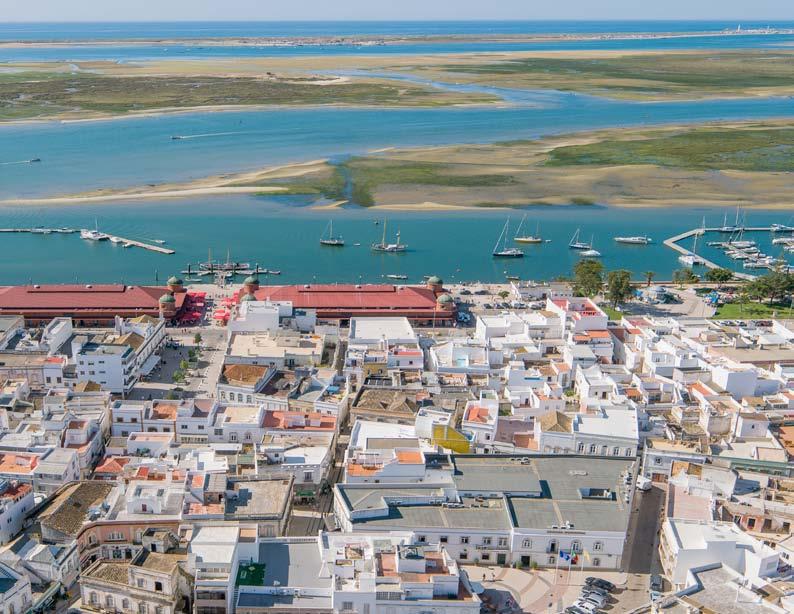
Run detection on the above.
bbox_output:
[613,447,620,456]
[460,536,469,545]
[139,604,148,614]
[571,540,582,553]
[155,608,164,614]
[577,442,585,453]
[482,537,492,546]
[440,535,448,543]
[229,433,238,442]
[89,593,98,605]
[417,535,426,543]
[625,448,633,457]
[653,457,662,465]
[122,599,130,610]
[593,541,603,552]
[498,537,508,547]
[522,539,532,549]
[588,444,596,454]
[548,539,558,554]
[592,557,601,567]
[342,602,354,612]
[137,578,145,588]
[106,596,114,607]
[481,553,490,561]
[303,471,313,482]
[181,424,188,430]
[548,556,556,565]
[155,581,163,592]
[460,551,468,560]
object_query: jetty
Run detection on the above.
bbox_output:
[664,226,776,281]
[0,227,174,255]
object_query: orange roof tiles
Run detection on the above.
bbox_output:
[395,450,423,464]
[464,406,491,424]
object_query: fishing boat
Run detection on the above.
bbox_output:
[513,215,543,244]
[492,220,524,258]
[372,221,407,253]
[268,270,281,275]
[385,274,408,280]
[320,220,345,246]
[568,228,591,250]
[614,235,652,245]
[171,135,184,140]
[30,158,41,163]
[353,243,361,247]
[80,219,108,241]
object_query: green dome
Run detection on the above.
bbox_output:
[427,276,443,285]
[244,275,260,285]
[240,293,257,302]
[159,293,176,304]
[167,276,182,286]
[437,293,454,304]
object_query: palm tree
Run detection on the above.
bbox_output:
[643,271,655,287]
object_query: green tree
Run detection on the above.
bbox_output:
[498,290,510,300]
[673,268,698,287]
[606,269,634,308]
[193,332,203,346]
[179,359,190,373]
[704,268,733,288]
[643,271,656,287]
[172,371,184,384]
[573,259,605,297]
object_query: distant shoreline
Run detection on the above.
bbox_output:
[1,28,792,49]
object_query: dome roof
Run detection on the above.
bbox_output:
[240,293,257,302]
[244,275,260,285]
[427,276,443,285]
[167,276,183,286]
[159,293,176,304]
[437,293,454,304]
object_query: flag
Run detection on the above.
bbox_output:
[559,551,570,561]
[583,550,591,562]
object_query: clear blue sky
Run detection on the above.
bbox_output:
[4,0,794,22]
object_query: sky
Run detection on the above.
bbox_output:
[3,0,794,22]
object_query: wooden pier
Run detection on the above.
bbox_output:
[663,226,776,281]
[109,236,175,255]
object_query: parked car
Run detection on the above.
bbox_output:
[459,289,471,295]
[650,574,663,592]
[572,600,600,614]
[582,586,609,599]
[584,577,615,593]
[565,607,591,614]
[579,592,607,608]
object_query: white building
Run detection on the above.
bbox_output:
[660,519,780,589]
[0,481,34,544]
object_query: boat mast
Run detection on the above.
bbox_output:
[515,214,526,238]
[382,220,387,246]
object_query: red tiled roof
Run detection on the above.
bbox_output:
[94,456,131,475]
[0,284,185,317]
[248,284,453,318]
[464,406,491,424]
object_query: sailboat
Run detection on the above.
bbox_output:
[579,236,601,257]
[718,208,742,233]
[513,214,543,243]
[678,232,706,267]
[568,228,591,250]
[371,220,407,252]
[320,220,345,246]
[493,219,524,258]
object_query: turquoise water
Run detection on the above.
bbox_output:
[1,21,794,284]
[2,21,794,61]
[0,198,791,285]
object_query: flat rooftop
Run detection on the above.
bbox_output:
[255,540,330,589]
[350,317,416,342]
[225,479,291,519]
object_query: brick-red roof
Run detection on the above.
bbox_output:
[0,284,184,317]
[248,284,453,318]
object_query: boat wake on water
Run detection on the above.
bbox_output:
[0,158,41,166]
[170,131,251,140]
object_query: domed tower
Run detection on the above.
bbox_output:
[167,275,184,293]
[426,275,444,294]
[159,292,177,319]
[239,293,257,304]
[436,293,454,309]
[243,274,260,295]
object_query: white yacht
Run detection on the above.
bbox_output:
[771,223,794,233]
[580,248,602,257]
[568,228,592,250]
[678,231,705,266]
[513,214,543,243]
[493,219,525,258]
[614,235,652,245]
[80,219,109,242]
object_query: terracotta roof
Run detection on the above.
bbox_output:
[464,405,491,424]
[539,411,572,433]
[0,284,185,313]
[94,456,131,475]
[223,364,268,386]
[395,449,424,464]
[250,284,454,317]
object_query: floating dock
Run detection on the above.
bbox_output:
[664,227,776,281]
[0,228,174,255]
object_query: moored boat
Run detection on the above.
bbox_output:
[614,235,652,245]
[493,219,524,258]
